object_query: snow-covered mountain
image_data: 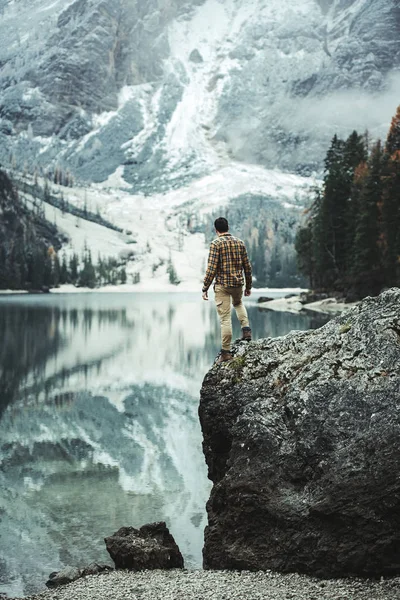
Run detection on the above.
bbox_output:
[0,0,399,285]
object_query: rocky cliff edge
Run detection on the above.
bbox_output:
[199,288,400,577]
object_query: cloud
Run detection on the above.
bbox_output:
[220,71,400,171]
[285,72,400,140]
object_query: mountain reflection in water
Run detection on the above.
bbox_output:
[0,292,329,597]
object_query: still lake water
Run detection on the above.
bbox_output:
[0,292,329,597]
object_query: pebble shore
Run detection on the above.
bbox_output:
[19,569,400,600]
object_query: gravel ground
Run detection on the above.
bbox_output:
[18,569,400,600]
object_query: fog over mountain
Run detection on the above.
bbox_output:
[0,0,399,286]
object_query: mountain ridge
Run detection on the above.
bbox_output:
[0,0,399,190]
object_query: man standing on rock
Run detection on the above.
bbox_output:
[202,217,252,363]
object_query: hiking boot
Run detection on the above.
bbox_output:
[241,327,252,341]
[216,350,233,364]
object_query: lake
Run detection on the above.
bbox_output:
[0,292,329,597]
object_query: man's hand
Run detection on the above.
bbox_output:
[202,290,209,301]
[244,289,251,297]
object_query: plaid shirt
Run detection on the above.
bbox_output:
[203,233,252,292]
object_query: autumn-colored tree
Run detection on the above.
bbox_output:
[385,105,400,156]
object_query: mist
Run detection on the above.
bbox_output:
[221,71,400,173]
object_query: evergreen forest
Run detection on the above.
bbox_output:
[295,105,400,300]
[0,170,128,291]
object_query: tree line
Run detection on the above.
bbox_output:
[0,169,131,291]
[0,168,61,290]
[1,241,130,291]
[295,105,400,299]
[55,247,129,289]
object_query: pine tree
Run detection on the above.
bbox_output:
[343,132,369,270]
[167,257,180,285]
[120,268,127,285]
[43,179,51,202]
[312,132,367,289]
[52,254,60,287]
[317,135,347,285]
[30,249,45,289]
[69,253,79,284]
[352,141,384,295]
[43,250,53,287]
[60,253,69,284]
[381,150,400,285]
[79,249,97,288]
[295,224,314,287]
[97,254,105,286]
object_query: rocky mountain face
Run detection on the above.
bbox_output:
[199,288,400,577]
[0,0,399,192]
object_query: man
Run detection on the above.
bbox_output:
[202,217,252,364]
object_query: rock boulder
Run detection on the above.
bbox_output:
[199,288,400,577]
[46,563,112,588]
[46,566,82,588]
[105,522,184,570]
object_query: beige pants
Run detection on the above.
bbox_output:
[214,284,250,351]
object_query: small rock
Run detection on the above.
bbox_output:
[105,522,184,570]
[81,563,113,577]
[46,566,82,588]
[189,49,204,63]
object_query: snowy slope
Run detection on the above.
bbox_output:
[20,160,307,289]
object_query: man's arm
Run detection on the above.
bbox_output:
[242,243,252,292]
[202,241,219,293]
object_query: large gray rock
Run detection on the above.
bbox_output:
[199,288,400,578]
[105,522,184,570]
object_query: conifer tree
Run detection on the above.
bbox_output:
[30,249,45,289]
[60,253,69,284]
[343,132,369,269]
[52,254,60,287]
[295,224,314,287]
[311,132,368,289]
[381,150,400,285]
[120,268,127,285]
[167,257,180,285]
[79,249,96,288]
[352,141,384,295]
[43,250,53,287]
[69,253,79,284]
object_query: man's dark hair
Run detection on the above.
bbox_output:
[214,217,229,233]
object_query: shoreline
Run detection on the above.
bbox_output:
[258,295,359,315]
[0,286,307,296]
[16,568,400,600]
